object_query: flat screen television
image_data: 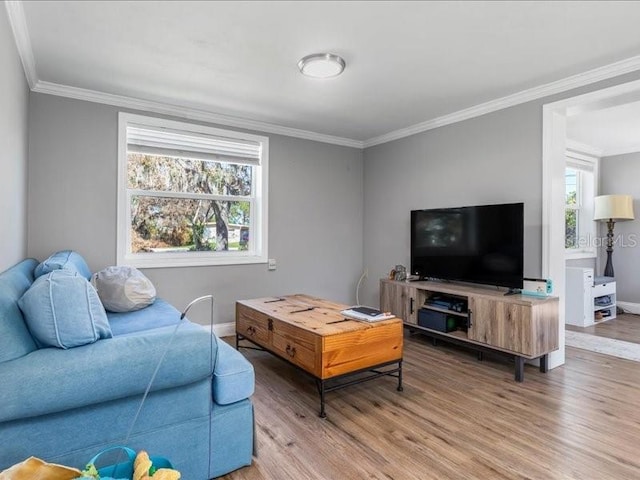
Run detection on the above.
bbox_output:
[410,202,524,289]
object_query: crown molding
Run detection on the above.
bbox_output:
[32,80,364,149]
[4,0,37,89]
[363,55,640,148]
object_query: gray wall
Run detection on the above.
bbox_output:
[27,93,364,324]
[0,8,29,271]
[361,71,640,308]
[600,152,640,303]
[362,103,543,306]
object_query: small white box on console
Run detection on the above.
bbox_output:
[522,278,553,297]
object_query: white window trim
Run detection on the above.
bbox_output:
[117,112,269,268]
[565,150,598,260]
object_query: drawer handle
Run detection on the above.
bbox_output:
[286,344,296,357]
[246,326,256,336]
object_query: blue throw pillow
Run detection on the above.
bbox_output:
[18,270,112,349]
[34,250,92,280]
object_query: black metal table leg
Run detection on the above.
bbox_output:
[539,354,549,373]
[477,351,483,361]
[241,332,402,418]
[515,356,525,382]
[318,380,326,418]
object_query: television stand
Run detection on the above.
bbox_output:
[380,279,559,382]
[504,288,521,296]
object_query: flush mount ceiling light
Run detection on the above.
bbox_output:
[298,53,346,78]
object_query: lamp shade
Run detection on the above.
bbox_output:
[594,194,635,221]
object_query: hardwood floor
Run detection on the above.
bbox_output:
[566,312,640,344]
[220,332,640,480]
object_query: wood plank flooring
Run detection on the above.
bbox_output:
[566,313,640,344]
[220,332,640,480]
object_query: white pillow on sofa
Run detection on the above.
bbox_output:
[91,266,156,313]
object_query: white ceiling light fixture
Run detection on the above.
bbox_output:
[298,53,346,79]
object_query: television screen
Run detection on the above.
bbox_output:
[410,203,524,289]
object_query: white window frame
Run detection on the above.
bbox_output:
[117,113,269,268]
[565,151,598,260]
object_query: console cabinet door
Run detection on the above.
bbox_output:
[468,296,532,356]
[380,281,418,324]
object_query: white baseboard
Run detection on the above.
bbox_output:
[617,302,640,315]
[194,321,236,338]
[212,321,236,338]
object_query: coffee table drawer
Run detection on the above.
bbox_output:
[236,307,270,345]
[272,333,318,375]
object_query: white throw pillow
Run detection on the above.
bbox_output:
[91,266,156,313]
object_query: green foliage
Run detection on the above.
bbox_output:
[230,202,250,225]
[565,210,577,248]
[565,190,578,249]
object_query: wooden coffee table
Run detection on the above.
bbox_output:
[236,294,403,417]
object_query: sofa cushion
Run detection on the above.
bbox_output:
[18,270,112,349]
[91,266,156,312]
[212,340,255,405]
[34,250,92,280]
[107,298,183,336]
[0,259,39,363]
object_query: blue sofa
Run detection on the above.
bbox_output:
[0,257,255,479]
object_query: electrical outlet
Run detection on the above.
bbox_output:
[268,258,277,271]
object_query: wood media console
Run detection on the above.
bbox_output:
[236,294,403,417]
[380,279,559,381]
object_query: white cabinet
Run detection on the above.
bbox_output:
[566,267,616,327]
[593,281,617,321]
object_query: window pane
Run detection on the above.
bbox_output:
[565,168,577,205]
[130,196,251,253]
[565,208,578,248]
[128,153,253,196]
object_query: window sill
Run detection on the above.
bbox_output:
[117,252,268,269]
[565,249,597,260]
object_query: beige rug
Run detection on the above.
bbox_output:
[565,330,640,362]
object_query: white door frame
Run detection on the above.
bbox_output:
[542,78,640,369]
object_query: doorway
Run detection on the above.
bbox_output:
[543,78,640,361]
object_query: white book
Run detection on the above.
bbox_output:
[340,306,395,322]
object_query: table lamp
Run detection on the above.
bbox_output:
[594,194,635,277]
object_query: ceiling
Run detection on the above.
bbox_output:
[567,101,640,157]
[10,1,640,146]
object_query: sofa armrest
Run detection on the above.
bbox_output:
[0,323,215,423]
[212,340,255,405]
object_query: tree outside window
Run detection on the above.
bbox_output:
[565,169,578,249]
[565,155,597,258]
